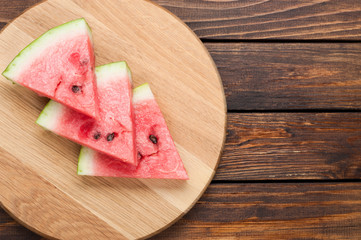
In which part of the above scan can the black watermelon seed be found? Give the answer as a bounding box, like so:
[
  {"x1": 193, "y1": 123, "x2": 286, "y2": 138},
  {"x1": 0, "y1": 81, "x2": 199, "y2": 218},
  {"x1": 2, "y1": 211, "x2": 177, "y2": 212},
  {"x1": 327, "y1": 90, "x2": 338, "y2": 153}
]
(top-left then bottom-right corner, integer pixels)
[
  {"x1": 93, "y1": 132, "x2": 101, "y2": 140},
  {"x1": 72, "y1": 85, "x2": 81, "y2": 93},
  {"x1": 149, "y1": 135, "x2": 158, "y2": 144},
  {"x1": 80, "y1": 59, "x2": 89, "y2": 66},
  {"x1": 107, "y1": 133, "x2": 115, "y2": 142}
]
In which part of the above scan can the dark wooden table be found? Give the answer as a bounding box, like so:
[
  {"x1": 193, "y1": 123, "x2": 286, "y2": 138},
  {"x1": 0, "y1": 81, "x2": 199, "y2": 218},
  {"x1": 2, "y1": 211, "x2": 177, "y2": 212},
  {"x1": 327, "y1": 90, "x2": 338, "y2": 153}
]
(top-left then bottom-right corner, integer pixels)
[{"x1": 1, "y1": 0, "x2": 361, "y2": 239}]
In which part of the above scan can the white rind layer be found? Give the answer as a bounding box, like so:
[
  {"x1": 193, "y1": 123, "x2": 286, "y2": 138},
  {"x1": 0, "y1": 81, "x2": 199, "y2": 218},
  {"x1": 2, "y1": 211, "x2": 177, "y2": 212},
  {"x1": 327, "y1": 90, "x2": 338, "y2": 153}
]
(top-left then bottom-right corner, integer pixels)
[
  {"x1": 36, "y1": 100, "x2": 65, "y2": 130},
  {"x1": 2, "y1": 18, "x2": 93, "y2": 80},
  {"x1": 77, "y1": 147, "x2": 95, "y2": 175},
  {"x1": 95, "y1": 61, "x2": 131, "y2": 85},
  {"x1": 132, "y1": 83, "x2": 154, "y2": 104}
]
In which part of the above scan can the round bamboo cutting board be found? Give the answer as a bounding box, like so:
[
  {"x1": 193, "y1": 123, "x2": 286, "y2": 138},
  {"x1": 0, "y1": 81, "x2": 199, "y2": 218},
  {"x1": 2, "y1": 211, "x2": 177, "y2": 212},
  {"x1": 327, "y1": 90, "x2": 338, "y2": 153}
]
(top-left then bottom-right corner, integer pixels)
[{"x1": 0, "y1": 0, "x2": 226, "y2": 239}]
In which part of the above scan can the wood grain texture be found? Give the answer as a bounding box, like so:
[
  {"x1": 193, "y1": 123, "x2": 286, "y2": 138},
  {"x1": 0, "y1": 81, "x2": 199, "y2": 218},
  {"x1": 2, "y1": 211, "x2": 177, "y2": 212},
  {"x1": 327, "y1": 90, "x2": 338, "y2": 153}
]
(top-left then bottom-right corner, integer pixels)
[
  {"x1": 0, "y1": 149, "x2": 128, "y2": 239},
  {"x1": 0, "y1": 0, "x2": 226, "y2": 239},
  {"x1": 153, "y1": 0, "x2": 361, "y2": 40},
  {"x1": 207, "y1": 42, "x2": 361, "y2": 110},
  {"x1": 155, "y1": 182, "x2": 361, "y2": 239},
  {"x1": 3, "y1": 0, "x2": 361, "y2": 40},
  {"x1": 215, "y1": 112, "x2": 361, "y2": 181},
  {"x1": 0, "y1": 0, "x2": 40, "y2": 22},
  {"x1": 0, "y1": 208, "x2": 44, "y2": 240},
  {"x1": 4, "y1": 183, "x2": 359, "y2": 240}
]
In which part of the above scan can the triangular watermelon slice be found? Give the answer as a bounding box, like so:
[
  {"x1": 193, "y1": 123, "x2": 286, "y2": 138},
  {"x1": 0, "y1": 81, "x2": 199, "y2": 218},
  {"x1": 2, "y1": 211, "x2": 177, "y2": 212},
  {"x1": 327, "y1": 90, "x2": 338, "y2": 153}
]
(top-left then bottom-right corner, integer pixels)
[
  {"x1": 36, "y1": 62, "x2": 136, "y2": 166},
  {"x1": 78, "y1": 83, "x2": 188, "y2": 179},
  {"x1": 2, "y1": 18, "x2": 98, "y2": 118}
]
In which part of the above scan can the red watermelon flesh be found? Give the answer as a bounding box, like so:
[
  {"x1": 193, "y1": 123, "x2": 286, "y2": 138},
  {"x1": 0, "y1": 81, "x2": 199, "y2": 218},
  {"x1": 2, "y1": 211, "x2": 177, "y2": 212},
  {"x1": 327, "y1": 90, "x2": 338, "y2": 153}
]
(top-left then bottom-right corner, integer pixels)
[
  {"x1": 2, "y1": 18, "x2": 98, "y2": 118},
  {"x1": 36, "y1": 62, "x2": 137, "y2": 166},
  {"x1": 78, "y1": 83, "x2": 188, "y2": 179}
]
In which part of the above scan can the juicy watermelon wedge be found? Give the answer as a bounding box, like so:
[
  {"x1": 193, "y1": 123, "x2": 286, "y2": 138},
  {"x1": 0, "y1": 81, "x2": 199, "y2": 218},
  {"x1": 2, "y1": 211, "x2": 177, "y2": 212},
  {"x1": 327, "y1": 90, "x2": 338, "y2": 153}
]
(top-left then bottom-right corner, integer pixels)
[
  {"x1": 36, "y1": 62, "x2": 137, "y2": 166},
  {"x1": 78, "y1": 83, "x2": 188, "y2": 180},
  {"x1": 2, "y1": 18, "x2": 98, "y2": 118}
]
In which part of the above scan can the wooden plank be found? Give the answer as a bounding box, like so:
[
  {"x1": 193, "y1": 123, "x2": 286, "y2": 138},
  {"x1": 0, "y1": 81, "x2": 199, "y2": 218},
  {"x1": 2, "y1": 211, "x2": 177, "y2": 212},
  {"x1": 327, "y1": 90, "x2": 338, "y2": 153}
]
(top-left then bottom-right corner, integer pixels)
[
  {"x1": 0, "y1": 0, "x2": 40, "y2": 22},
  {"x1": 154, "y1": 182, "x2": 361, "y2": 239},
  {"x1": 215, "y1": 112, "x2": 361, "y2": 181},
  {"x1": 3, "y1": 182, "x2": 360, "y2": 239},
  {"x1": 2, "y1": 1, "x2": 361, "y2": 40},
  {"x1": 0, "y1": 208, "x2": 43, "y2": 240},
  {"x1": 153, "y1": 0, "x2": 361, "y2": 40},
  {"x1": 207, "y1": 42, "x2": 361, "y2": 110}
]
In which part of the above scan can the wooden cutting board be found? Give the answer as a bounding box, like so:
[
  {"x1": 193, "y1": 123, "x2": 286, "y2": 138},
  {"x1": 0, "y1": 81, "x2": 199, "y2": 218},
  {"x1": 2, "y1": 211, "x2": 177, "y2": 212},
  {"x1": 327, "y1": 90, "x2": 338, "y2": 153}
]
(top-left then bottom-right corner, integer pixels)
[{"x1": 0, "y1": 0, "x2": 226, "y2": 239}]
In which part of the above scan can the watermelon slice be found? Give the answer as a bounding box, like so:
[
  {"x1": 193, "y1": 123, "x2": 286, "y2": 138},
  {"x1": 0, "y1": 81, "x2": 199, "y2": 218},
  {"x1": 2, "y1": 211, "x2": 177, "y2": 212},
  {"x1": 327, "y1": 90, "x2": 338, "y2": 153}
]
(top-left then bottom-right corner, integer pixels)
[
  {"x1": 78, "y1": 83, "x2": 188, "y2": 179},
  {"x1": 36, "y1": 62, "x2": 136, "y2": 165},
  {"x1": 2, "y1": 18, "x2": 98, "y2": 118}
]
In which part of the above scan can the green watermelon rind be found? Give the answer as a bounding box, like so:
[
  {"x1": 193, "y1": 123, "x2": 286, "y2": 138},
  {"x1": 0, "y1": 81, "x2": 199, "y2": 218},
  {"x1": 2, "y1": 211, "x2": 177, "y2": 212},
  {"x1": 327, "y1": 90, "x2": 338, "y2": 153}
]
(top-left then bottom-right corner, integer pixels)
[
  {"x1": 132, "y1": 83, "x2": 154, "y2": 103},
  {"x1": 2, "y1": 18, "x2": 93, "y2": 81},
  {"x1": 77, "y1": 147, "x2": 95, "y2": 175},
  {"x1": 95, "y1": 61, "x2": 132, "y2": 85},
  {"x1": 36, "y1": 100, "x2": 65, "y2": 131}
]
